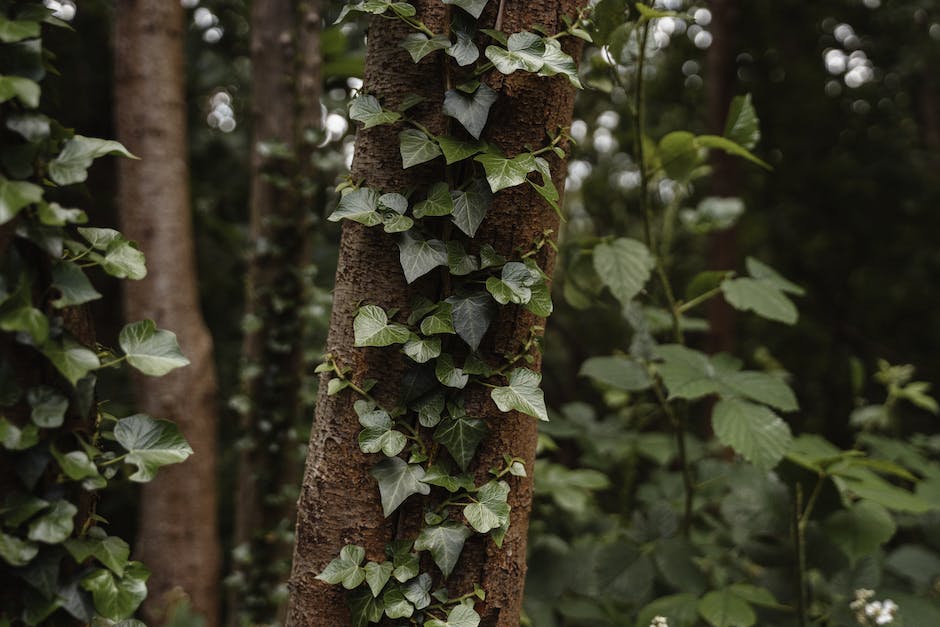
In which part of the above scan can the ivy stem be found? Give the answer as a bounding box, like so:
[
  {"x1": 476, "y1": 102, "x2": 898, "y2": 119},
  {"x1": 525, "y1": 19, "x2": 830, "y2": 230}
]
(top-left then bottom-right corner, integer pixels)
[
  {"x1": 495, "y1": 0, "x2": 506, "y2": 31},
  {"x1": 652, "y1": 381, "x2": 694, "y2": 533},
  {"x1": 793, "y1": 483, "x2": 809, "y2": 627},
  {"x1": 98, "y1": 454, "x2": 127, "y2": 467},
  {"x1": 97, "y1": 355, "x2": 127, "y2": 369}
]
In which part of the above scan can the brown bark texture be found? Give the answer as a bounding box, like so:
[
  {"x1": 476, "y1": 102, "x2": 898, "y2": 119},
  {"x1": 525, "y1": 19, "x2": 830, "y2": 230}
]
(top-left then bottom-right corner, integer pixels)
[
  {"x1": 114, "y1": 1, "x2": 222, "y2": 624},
  {"x1": 705, "y1": 0, "x2": 740, "y2": 354},
  {"x1": 287, "y1": 0, "x2": 584, "y2": 625},
  {"x1": 230, "y1": 0, "x2": 321, "y2": 623}
]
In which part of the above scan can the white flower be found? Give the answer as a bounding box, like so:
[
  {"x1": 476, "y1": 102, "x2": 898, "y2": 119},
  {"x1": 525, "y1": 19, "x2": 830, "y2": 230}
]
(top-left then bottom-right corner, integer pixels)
[{"x1": 650, "y1": 617, "x2": 669, "y2": 627}]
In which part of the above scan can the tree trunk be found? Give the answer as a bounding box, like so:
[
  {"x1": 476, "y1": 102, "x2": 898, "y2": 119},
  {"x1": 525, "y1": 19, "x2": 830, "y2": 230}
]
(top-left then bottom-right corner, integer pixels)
[
  {"x1": 230, "y1": 0, "x2": 320, "y2": 623},
  {"x1": 287, "y1": 1, "x2": 583, "y2": 625},
  {"x1": 114, "y1": 2, "x2": 222, "y2": 624},
  {"x1": 705, "y1": 0, "x2": 740, "y2": 354}
]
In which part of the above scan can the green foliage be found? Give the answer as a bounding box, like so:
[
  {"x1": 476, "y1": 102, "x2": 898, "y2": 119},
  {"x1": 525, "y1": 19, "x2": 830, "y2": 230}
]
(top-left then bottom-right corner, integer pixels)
[{"x1": 0, "y1": 6, "x2": 194, "y2": 623}]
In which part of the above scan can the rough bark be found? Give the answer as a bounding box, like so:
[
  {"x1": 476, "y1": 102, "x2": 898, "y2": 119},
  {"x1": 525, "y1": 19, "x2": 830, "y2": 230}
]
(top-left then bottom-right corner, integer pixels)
[
  {"x1": 705, "y1": 0, "x2": 740, "y2": 354},
  {"x1": 287, "y1": 1, "x2": 583, "y2": 625},
  {"x1": 114, "y1": 2, "x2": 222, "y2": 624},
  {"x1": 230, "y1": 0, "x2": 321, "y2": 623}
]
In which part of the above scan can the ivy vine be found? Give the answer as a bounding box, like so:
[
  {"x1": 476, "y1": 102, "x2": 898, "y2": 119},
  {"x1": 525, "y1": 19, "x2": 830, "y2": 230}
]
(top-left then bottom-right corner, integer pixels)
[{"x1": 1, "y1": 4, "x2": 193, "y2": 624}]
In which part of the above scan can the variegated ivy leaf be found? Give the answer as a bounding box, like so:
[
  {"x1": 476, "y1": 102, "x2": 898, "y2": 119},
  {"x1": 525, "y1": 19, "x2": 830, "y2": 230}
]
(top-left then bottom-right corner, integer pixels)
[
  {"x1": 348, "y1": 94, "x2": 402, "y2": 129},
  {"x1": 353, "y1": 305, "x2": 411, "y2": 347},
  {"x1": 491, "y1": 367, "x2": 548, "y2": 421}
]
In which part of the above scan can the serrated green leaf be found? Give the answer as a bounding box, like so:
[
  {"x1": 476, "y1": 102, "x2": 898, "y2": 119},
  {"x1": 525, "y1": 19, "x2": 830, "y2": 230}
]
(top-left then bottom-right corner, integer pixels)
[
  {"x1": 437, "y1": 136, "x2": 484, "y2": 164},
  {"x1": 114, "y1": 414, "x2": 194, "y2": 482},
  {"x1": 435, "y1": 417, "x2": 487, "y2": 471},
  {"x1": 316, "y1": 544, "x2": 366, "y2": 589},
  {"x1": 0, "y1": 176, "x2": 42, "y2": 225},
  {"x1": 713, "y1": 398, "x2": 792, "y2": 470},
  {"x1": 593, "y1": 238, "x2": 655, "y2": 307},
  {"x1": 329, "y1": 187, "x2": 382, "y2": 226},
  {"x1": 722, "y1": 278, "x2": 798, "y2": 325},
  {"x1": 698, "y1": 588, "x2": 756, "y2": 627},
  {"x1": 745, "y1": 257, "x2": 805, "y2": 295},
  {"x1": 413, "y1": 182, "x2": 454, "y2": 218},
  {"x1": 724, "y1": 94, "x2": 761, "y2": 150},
  {"x1": 443, "y1": 84, "x2": 497, "y2": 140},
  {"x1": 401, "y1": 32, "x2": 451, "y2": 63},
  {"x1": 442, "y1": 0, "x2": 489, "y2": 19},
  {"x1": 27, "y1": 500, "x2": 76, "y2": 544},
  {"x1": 40, "y1": 337, "x2": 100, "y2": 386},
  {"x1": 403, "y1": 336, "x2": 442, "y2": 364},
  {"x1": 491, "y1": 367, "x2": 547, "y2": 421},
  {"x1": 27, "y1": 386, "x2": 68, "y2": 428},
  {"x1": 450, "y1": 179, "x2": 491, "y2": 237},
  {"x1": 50, "y1": 262, "x2": 101, "y2": 308},
  {"x1": 49, "y1": 136, "x2": 136, "y2": 186},
  {"x1": 353, "y1": 305, "x2": 411, "y2": 347},
  {"x1": 474, "y1": 151, "x2": 537, "y2": 193},
  {"x1": 400, "y1": 129, "x2": 442, "y2": 168},
  {"x1": 824, "y1": 501, "x2": 896, "y2": 561},
  {"x1": 463, "y1": 480, "x2": 510, "y2": 534},
  {"x1": 119, "y1": 320, "x2": 190, "y2": 376},
  {"x1": 398, "y1": 231, "x2": 448, "y2": 283},
  {"x1": 0, "y1": 75, "x2": 40, "y2": 108},
  {"x1": 363, "y1": 560, "x2": 393, "y2": 597},
  {"x1": 371, "y1": 457, "x2": 430, "y2": 516},
  {"x1": 349, "y1": 94, "x2": 402, "y2": 129},
  {"x1": 579, "y1": 355, "x2": 651, "y2": 392}
]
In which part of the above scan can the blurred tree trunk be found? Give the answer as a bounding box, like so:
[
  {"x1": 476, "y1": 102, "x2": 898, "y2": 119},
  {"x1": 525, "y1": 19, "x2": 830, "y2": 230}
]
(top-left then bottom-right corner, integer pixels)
[
  {"x1": 706, "y1": 0, "x2": 740, "y2": 354},
  {"x1": 228, "y1": 0, "x2": 320, "y2": 623},
  {"x1": 114, "y1": 1, "x2": 221, "y2": 624},
  {"x1": 286, "y1": 1, "x2": 583, "y2": 625}
]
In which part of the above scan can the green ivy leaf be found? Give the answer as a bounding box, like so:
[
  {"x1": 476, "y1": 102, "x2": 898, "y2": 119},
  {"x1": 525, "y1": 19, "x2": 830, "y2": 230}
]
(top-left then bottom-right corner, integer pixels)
[
  {"x1": 399, "y1": 129, "x2": 442, "y2": 168},
  {"x1": 64, "y1": 534, "x2": 130, "y2": 577},
  {"x1": 824, "y1": 501, "x2": 896, "y2": 561},
  {"x1": 697, "y1": 588, "x2": 757, "y2": 627},
  {"x1": 0, "y1": 17, "x2": 40, "y2": 43},
  {"x1": 388, "y1": 540, "x2": 420, "y2": 582},
  {"x1": 528, "y1": 156, "x2": 560, "y2": 215},
  {"x1": 538, "y1": 39, "x2": 582, "y2": 87},
  {"x1": 80, "y1": 231, "x2": 146, "y2": 280},
  {"x1": 434, "y1": 416, "x2": 487, "y2": 471},
  {"x1": 403, "y1": 336, "x2": 442, "y2": 364},
  {"x1": 442, "y1": 0, "x2": 489, "y2": 19},
  {"x1": 485, "y1": 31, "x2": 546, "y2": 74},
  {"x1": 0, "y1": 277, "x2": 49, "y2": 344},
  {"x1": 0, "y1": 75, "x2": 40, "y2": 108},
  {"x1": 50, "y1": 262, "x2": 102, "y2": 308},
  {"x1": 713, "y1": 398, "x2": 792, "y2": 470},
  {"x1": 8, "y1": 113, "x2": 51, "y2": 143},
  {"x1": 1, "y1": 495, "x2": 48, "y2": 527},
  {"x1": 353, "y1": 305, "x2": 411, "y2": 347},
  {"x1": 27, "y1": 500, "x2": 76, "y2": 544},
  {"x1": 40, "y1": 337, "x2": 100, "y2": 386},
  {"x1": 114, "y1": 414, "x2": 194, "y2": 482},
  {"x1": 450, "y1": 179, "x2": 491, "y2": 237},
  {"x1": 37, "y1": 202, "x2": 85, "y2": 227},
  {"x1": 420, "y1": 303, "x2": 456, "y2": 335},
  {"x1": 463, "y1": 480, "x2": 510, "y2": 534},
  {"x1": 80, "y1": 562, "x2": 149, "y2": 621},
  {"x1": 421, "y1": 464, "x2": 475, "y2": 492},
  {"x1": 435, "y1": 353, "x2": 469, "y2": 389},
  {"x1": 491, "y1": 367, "x2": 547, "y2": 421},
  {"x1": 119, "y1": 320, "x2": 190, "y2": 376},
  {"x1": 425, "y1": 604, "x2": 482, "y2": 627},
  {"x1": 474, "y1": 150, "x2": 537, "y2": 193},
  {"x1": 593, "y1": 238, "x2": 655, "y2": 307},
  {"x1": 328, "y1": 187, "x2": 382, "y2": 226},
  {"x1": 49, "y1": 136, "x2": 136, "y2": 186},
  {"x1": 579, "y1": 355, "x2": 652, "y2": 392},
  {"x1": 724, "y1": 94, "x2": 761, "y2": 150},
  {"x1": 0, "y1": 532, "x2": 38, "y2": 566},
  {"x1": 363, "y1": 560, "x2": 394, "y2": 597},
  {"x1": 398, "y1": 231, "x2": 447, "y2": 283},
  {"x1": 412, "y1": 391, "x2": 446, "y2": 428},
  {"x1": 316, "y1": 544, "x2": 366, "y2": 589},
  {"x1": 401, "y1": 33, "x2": 451, "y2": 63},
  {"x1": 447, "y1": 11, "x2": 480, "y2": 66},
  {"x1": 51, "y1": 445, "x2": 101, "y2": 482},
  {"x1": 442, "y1": 83, "x2": 498, "y2": 139},
  {"x1": 349, "y1": 94, "x2": 402, "y2": 128},
  {"x1": 0, "y1": 176, "x2": 42, "y2": 225},
  {"x1": 348, "y1": 586, "x2": 386, "y2": 627},
  {"x1": 437, "y1": 136, "x2": 484, "y2": 164},
  {"x1": 412, "y1": 182, "x2": 454, "y2": 218},
  {"x1": 358, "y1": 409, "x2": 407, "y2": 457},
  {"x1": 402, "y1": 572, "x2": 432, "y2": 609},
  {"x1": 524, "y1": 279, "x2": 553, "y2": 317},
  {"x1": 446, "y1": 241, "x2": 479, "y2": 276},
  {"x1": 26, "y1": 386, "x2": 68, "y2": 428},
  {"x1": 382, "y1": 586, "x2": 414, "y2": 619},
  {"x1": 379, "y1": 193, "x2": 407, "y2": 214},
  {"x1": 447, "y1": 292, "x2": 496, "y2": 351},
  {"x1": 371, "y1": 457, "x2": 430, "y2": 517},
  {"x1": 486, "y1": 261, "x2": 540, "y2": 305},
  {"x1": 0, "y1": 417, "x2": 39, "y2": 450},
  {"x1": 381, "y1": 212, "x2": 414, "y2": 233}
]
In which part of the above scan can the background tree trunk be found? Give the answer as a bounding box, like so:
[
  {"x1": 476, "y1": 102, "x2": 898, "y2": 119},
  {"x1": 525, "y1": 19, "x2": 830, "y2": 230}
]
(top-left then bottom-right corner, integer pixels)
[
  {"x1": 230, "y1": 0, "x2": 321, "y2": 623},
  {"x1": 287, "y1": 1, "x2": 583, "y2": 624},
  {"x1": 114, "y1": 2, "x2": 221, "y2": 624}
]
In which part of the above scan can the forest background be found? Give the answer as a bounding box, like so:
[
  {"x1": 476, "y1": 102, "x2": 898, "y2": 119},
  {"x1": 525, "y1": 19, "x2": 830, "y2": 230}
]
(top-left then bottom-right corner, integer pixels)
[{"x1": 1, "y1": 0, "x2": 939, "y2": 626}]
